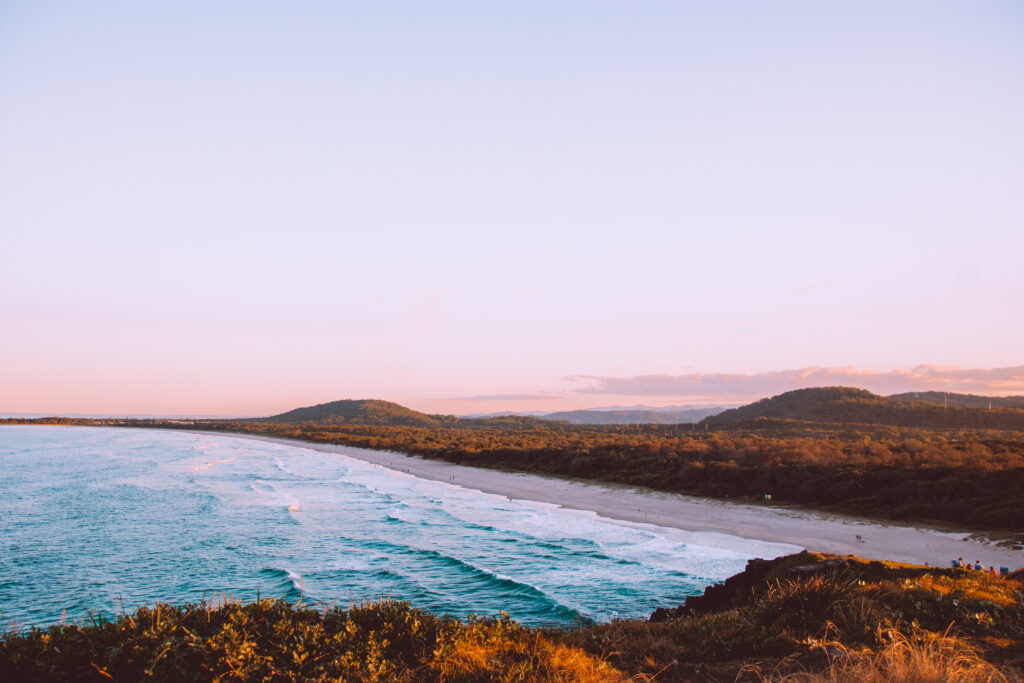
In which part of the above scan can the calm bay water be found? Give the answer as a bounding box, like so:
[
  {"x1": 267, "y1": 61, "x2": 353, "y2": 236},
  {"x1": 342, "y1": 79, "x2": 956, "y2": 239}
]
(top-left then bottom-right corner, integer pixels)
[{"x1": 0, "y1": 426, "x2": 793, "y2": 629}]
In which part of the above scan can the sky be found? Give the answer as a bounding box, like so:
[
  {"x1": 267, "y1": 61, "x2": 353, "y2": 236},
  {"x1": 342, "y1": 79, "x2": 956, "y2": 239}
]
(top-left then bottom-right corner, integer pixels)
[{"x1": 2, "y1": 1, "x2": 1023, "y2": 417}]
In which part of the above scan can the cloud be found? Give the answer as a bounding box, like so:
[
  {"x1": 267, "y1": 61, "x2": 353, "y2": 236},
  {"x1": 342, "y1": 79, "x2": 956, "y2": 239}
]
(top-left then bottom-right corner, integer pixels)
[
  {"x1": 437, "y1": 393, "x2": 562, "y2": 402},
  {"x1": 566, "y1": 365, "x2": 1024, "y2": 400}
]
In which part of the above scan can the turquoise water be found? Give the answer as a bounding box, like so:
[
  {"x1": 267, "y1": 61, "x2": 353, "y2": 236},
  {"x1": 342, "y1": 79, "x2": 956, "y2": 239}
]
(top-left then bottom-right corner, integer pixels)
[{"x1": 0, "y1": 426, "x2": 794, "y2": 629}]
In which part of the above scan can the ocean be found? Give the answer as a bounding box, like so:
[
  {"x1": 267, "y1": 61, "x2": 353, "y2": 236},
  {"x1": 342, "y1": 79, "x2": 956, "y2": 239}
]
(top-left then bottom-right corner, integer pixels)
[{"x1": 0, "y1": 426, "x2": 793, "y2": 629}]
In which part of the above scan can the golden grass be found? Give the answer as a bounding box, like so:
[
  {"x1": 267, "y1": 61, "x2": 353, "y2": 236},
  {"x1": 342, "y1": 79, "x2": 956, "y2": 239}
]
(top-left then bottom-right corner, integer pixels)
[
  {"x1": 559, "y1": 558, "x2": 1023, "y2": 682},
  {"x1": 4, "y1": 555, "x2": 1021, "y2": 682},
  {"x1": 882, "y1": 572, "x2": 1021, "y2": 608},
  {"x1": 427, "y1": 614, "x2": 623, "y2": 682},
  {"x1": 0, "y1": 599, "x2": 623, "y2": 682},
  {"x1": 767, "y1": 628, "x2": 1021, "y2": 683}
]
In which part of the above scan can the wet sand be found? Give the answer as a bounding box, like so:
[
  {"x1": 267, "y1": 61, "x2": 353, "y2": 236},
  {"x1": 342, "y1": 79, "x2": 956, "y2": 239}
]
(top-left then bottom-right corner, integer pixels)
[{"x1": 219, "y1": 432, "x2": 1024, "y2": 571}]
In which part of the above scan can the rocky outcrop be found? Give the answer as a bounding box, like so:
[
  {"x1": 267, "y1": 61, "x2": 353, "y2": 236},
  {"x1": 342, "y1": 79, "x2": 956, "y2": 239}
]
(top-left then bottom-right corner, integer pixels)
[
  {"x1": 649, "y1": 552, "x2": 865, "y2": 622},
  {"x1": 650, "y1": 556, "x2": 782, "y2": 622}
]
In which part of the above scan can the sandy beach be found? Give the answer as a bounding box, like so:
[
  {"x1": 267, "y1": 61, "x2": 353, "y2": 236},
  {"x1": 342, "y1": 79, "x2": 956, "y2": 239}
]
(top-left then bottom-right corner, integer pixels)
[{"x1": 222, "y1": 432, "x2": 1023, "y2": 571}]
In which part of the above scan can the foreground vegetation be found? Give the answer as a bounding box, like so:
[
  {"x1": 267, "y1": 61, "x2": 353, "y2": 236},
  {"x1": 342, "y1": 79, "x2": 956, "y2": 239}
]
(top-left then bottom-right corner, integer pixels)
[
  {"x1": 570, "y1": 552, "x2": 1024, "y2": 681},
  {"x1": 3, "y1": 553, "x2": 1022, "y2": 681}
]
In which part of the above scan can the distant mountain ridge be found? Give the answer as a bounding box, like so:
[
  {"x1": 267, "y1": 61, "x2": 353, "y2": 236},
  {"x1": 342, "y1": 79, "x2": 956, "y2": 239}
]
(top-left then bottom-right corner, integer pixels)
[
  {"x1": 541, "y1": 407, "x2": 723, "y2": 425},
  {"x1": 703, "y1": 386, "x2": 1024, "y2": 431},
  {"x1": 462, "y1": 404, "x2": 730, "y2": 424},
  {"x1": 258, "y1": 389, "x2": 1024, "y2": 431},
  {"x1": 258, "y1": 400, "x2": 726, "y2": 427}
]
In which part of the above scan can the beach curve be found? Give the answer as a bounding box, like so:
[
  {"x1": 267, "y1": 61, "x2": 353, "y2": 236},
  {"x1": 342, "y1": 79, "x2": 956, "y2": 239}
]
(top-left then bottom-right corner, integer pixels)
[{"x1": 202, "y1": 430, "x2": 1024, "y2": 571}]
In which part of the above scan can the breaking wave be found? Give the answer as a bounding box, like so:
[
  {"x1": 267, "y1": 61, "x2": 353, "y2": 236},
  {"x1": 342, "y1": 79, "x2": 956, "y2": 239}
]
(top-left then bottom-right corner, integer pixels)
[{"x1": 0, "y1": 426, "x2": 798, "y2": 630}]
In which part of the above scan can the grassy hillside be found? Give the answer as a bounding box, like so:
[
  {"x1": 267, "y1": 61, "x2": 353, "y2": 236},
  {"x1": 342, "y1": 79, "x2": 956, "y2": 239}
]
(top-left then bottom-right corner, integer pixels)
[
  {"x1": 705, "y1": 387, "x2": 1024, "y2": 431},
  {"x1": 4, "y1": 553, "x2": 1022, "y2": 681}
]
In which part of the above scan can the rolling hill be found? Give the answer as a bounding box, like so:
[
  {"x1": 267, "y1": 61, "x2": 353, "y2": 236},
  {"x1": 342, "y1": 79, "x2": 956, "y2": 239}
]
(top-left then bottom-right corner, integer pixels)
[
  {"x1": 703, "y1": 386, "x2": 1024, "y2": 431},
  {"x1": 259, "y1": 399, "x2": 441, "y2": 427}
]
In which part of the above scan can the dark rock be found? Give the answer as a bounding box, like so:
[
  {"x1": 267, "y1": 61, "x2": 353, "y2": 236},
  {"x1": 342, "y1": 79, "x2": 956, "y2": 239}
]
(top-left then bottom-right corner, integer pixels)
[
  {"x1": 649, "y1": 556, "x2": 787, "y2": 621},
  {"x1": 649, "y1": 607, "x2": 672, "y2": 623}
]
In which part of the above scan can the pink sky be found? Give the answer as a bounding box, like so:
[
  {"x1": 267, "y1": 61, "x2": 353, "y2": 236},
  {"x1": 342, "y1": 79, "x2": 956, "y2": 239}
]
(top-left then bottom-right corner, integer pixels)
[
  {"x1": 2, "y1": 2, "x2": 1022, "y2": 417},
  {"x1": 4, "y1": 362, "x2": 1024, "y2": 418}
]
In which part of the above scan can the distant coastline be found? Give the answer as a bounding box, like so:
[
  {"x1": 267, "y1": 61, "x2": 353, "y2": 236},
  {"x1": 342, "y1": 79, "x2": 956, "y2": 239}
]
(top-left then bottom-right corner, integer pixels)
[
  {"x1": 5, "y1": 420, "x2": 1022, "y2": 570},
  {"x1": 8, "y1": 386, "x2": 1024, "y2": 536}
]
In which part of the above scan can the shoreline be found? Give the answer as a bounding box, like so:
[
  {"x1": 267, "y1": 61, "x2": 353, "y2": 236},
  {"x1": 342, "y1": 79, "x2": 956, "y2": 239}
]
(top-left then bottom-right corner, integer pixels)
[{"x1": 215, "y1": 430, "x2": 1023, "y2": 570}]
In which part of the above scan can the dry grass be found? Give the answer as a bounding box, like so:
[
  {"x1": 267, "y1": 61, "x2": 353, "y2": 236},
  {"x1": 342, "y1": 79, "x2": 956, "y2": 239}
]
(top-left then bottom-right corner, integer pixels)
[
  {"x1": 0, "y1": 599, "x2": 622, "y2": 682},
  {"x1": 4, "y1": 555, "x2": 1022, "y2": 682},
  {"x1": 561, "y1": 557, "x2": 1024, "y2": 682},
  {"x1": 875, "y1": 571, "x2": 1020, "y2": 608},
  {"x1": 428, "y1": 614, "x2": 624, "y2": 682},
  {"x1": 766, "y1": 628, "x2": 1021, "y2": 682}
]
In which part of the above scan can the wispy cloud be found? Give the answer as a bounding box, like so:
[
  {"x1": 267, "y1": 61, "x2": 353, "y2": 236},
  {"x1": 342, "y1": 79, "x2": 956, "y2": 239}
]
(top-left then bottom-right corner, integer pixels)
[{"x1": 566, "y1": 365, "x2": 1024, "y2": 400}]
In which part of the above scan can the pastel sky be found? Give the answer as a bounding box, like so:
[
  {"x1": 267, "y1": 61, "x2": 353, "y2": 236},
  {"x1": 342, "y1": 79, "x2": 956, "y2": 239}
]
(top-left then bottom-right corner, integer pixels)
[{"x1": 2, "y1": 1, "x2": 1022, "y2": 417}]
